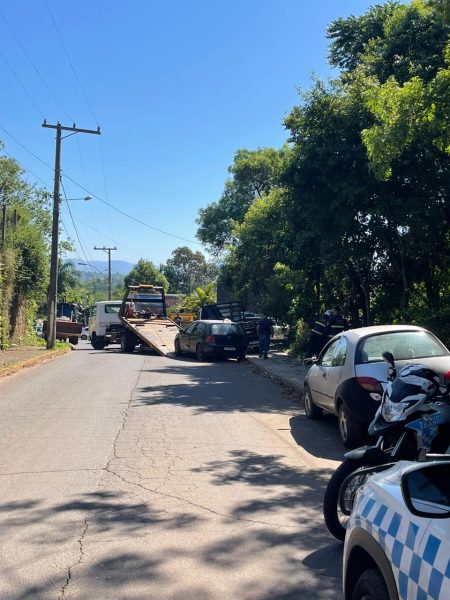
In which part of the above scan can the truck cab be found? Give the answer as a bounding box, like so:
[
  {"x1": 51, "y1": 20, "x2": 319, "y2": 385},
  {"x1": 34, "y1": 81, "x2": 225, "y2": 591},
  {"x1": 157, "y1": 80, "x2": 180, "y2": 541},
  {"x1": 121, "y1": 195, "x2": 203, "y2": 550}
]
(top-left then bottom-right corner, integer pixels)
[{"x1": 89, "y1": 301, "x2": 123, "y2": 350}]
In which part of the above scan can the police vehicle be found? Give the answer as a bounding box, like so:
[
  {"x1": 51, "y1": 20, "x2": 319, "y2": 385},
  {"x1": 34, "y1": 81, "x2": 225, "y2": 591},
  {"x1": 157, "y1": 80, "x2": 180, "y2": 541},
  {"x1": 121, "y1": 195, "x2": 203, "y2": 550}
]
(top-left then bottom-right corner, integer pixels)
[{"x1": 343, "y1": 460, "x2": 450, "y2": 600}]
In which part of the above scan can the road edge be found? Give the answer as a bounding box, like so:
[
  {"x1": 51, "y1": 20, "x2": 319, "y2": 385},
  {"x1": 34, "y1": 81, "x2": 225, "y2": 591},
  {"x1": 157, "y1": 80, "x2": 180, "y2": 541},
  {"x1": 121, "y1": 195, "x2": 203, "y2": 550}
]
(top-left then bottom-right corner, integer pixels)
[
  {"x1": 247, "y1": 356, "x2": 304, "y2": 399},
  {"x1": 0, "y1": 346, "x2": 72, "y2": 379}
]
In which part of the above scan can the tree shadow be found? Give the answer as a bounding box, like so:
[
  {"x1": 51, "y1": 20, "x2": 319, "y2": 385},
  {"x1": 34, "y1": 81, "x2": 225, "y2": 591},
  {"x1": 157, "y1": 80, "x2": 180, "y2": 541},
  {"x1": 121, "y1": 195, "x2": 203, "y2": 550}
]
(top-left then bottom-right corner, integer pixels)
[{"x1": 289, "y1": 414, "x2": 346, "y2": 462}]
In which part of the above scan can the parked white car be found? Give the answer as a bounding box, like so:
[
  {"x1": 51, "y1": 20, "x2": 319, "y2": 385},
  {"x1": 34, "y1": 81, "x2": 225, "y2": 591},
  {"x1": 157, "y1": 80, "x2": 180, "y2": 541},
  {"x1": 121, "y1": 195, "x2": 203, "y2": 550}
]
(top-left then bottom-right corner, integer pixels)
[
  {"x1": 88, "y1": 301, "x2": 123, "y2": 350},
  {"x1": 304, "y1": 325, "x2": 450, "y2": 448},
  {"x1": 344, "y1": 459, "x2": 450, "y2": 600}
]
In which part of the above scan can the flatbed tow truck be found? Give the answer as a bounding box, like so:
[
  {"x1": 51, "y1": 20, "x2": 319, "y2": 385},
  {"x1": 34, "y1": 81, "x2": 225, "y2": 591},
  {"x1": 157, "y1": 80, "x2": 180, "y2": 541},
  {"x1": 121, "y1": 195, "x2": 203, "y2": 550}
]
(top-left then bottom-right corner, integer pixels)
[{"x1": 119, "y1": 284, "x2": 178, "y2": 356}]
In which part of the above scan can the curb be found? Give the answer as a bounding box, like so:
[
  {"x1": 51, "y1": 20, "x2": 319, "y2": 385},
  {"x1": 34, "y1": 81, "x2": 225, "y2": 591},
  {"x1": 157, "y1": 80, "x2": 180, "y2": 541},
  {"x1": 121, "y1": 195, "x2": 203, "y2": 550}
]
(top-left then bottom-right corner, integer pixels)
[
  {"x1": 0, "y1": 347, "x2": 72, "y2": 379},
  {"x1": 247, "y1": 357, "x2": 305, "y2": 398}
]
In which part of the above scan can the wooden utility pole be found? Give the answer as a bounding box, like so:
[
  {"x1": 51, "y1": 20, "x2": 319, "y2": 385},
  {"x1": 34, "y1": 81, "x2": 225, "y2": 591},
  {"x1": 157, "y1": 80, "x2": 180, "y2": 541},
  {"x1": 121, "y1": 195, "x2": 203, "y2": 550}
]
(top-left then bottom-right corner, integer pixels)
[
  {"x1": 42, "y1": 121, "x2": 101, "y2": 349},
  {"x1": 94, "y1": 246, "x2": 117, "y2": 300}
]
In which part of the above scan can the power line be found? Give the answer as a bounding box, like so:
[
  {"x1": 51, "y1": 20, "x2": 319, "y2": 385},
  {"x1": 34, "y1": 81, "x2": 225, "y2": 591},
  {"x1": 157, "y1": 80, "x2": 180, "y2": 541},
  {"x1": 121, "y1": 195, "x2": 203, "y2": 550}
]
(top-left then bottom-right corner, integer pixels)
[
  {"x1": 44, "y1": 0, "x2": 99, "y2": 125},
  {"x1": 0, "y1": 126, "x2": 202, "y2": 245},
  {"x1": 0, "y1": 7, "x2": 75, "y2": 122},
  {"x1": 0, "y1": 46, "x2": 46, "y2": 119},
  {"x1": 60, "y1": 180, "x2": 98, "y2": 274}
]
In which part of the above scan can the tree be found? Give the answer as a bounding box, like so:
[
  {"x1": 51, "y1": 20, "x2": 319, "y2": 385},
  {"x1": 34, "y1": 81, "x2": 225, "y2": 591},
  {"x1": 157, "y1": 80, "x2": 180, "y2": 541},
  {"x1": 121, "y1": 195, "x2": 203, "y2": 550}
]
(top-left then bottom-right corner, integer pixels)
[
  {"x1": 57, "y1": 262, "x2": 82, "y2": 298},
  {"x1": 0, "y1": 149, "x2": 51, "y2": 347},
  {"x1": 196, "y1": 147, "x2": 288, "y2": 253},
  {"x1": 182, "y1": 283, "x2": 216, "y2": 311},
  {"x1": 161, "y1": 246, "x2": 217, "y2": 294},
  {"x1": 124, "y1": 259, "x2": 169, "y2": 290}
]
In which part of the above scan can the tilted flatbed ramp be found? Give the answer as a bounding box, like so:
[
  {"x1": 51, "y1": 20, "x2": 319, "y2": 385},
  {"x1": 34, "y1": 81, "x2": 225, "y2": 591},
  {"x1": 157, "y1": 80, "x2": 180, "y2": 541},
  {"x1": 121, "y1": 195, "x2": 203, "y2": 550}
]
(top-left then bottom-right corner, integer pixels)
[{"x1": 121, "y1": 317, "x2": 178, "y2": 356}]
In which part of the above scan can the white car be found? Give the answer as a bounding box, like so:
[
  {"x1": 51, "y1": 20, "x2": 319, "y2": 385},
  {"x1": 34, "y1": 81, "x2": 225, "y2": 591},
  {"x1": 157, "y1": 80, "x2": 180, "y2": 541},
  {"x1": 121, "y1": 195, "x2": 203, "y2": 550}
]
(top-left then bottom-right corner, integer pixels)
[
  {"x1": 344, "y1": 459, "x2": 450, "y2": 600},
  {"x1": 304, "y1": 325, "x2": 450, "y2": 448},
  {"x1": 80, "y1": 326, "x2": 89, "y2": 340}
]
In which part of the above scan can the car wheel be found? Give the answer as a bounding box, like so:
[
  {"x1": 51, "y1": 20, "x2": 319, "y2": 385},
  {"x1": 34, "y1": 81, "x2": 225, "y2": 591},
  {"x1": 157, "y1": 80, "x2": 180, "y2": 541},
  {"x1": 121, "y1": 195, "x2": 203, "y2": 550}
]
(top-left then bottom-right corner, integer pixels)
[
  {"x1": 351, "y1": 568, "x2": 389, "y2": 600},
  {"x1": 338, "y1": 403, "x2": 363, "y2": 449},
  {"x1": 304, "y1": 386, "x2": 322, "y2": 419},
  {"x1": 91, "y1": 333, "x2": 106, "y2": 350},
  {"x1": 174, "y1": 339, "x2": 182, "y2": 356},
  {"x1": 196, "y1": 343, "x2": 204, "y2": 361},
  {"x1": 236, "y1": 350, "x2": 246, "y2": 362}
]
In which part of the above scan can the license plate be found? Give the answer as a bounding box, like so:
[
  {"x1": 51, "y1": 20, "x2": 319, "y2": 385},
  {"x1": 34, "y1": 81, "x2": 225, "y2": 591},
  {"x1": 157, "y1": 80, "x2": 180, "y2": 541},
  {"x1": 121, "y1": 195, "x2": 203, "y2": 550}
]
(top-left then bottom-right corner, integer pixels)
[{"x1": 224, "y1": 346, "x2": 235, "y2": 351}]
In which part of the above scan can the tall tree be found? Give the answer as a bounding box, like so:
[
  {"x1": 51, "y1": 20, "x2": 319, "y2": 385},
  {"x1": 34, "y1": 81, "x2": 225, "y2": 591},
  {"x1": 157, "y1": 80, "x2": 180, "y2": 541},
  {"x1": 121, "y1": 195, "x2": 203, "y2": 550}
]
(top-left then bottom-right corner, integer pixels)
[
  {"x1": 124, "y1": 258, "x2": 169, "y2": 290},
  {"x1": 161, "y1": 246, "x2": 217, "y2": 294}
]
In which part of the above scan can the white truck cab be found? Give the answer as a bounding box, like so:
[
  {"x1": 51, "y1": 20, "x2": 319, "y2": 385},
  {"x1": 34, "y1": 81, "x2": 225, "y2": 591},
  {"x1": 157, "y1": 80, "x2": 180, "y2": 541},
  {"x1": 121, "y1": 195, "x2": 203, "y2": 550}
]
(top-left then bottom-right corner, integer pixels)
[{"x1": 89, "y1": 301, "x2": 123, "y2": 350}]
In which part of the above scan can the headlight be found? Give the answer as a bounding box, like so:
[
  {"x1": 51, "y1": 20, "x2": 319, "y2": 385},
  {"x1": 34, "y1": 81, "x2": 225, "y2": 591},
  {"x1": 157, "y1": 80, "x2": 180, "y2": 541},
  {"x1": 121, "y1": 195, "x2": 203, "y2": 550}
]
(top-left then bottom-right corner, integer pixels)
[{"x1": 381, "y1": 399, "x2": 410, "y2": 422}]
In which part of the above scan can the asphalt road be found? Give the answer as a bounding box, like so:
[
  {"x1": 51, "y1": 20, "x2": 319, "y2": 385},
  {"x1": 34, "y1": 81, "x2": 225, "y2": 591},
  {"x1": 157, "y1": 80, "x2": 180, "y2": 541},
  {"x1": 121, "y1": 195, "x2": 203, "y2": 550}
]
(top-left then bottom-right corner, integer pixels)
[{"x1": 0, "y1": 341, "x2": 346, "y2": 600}]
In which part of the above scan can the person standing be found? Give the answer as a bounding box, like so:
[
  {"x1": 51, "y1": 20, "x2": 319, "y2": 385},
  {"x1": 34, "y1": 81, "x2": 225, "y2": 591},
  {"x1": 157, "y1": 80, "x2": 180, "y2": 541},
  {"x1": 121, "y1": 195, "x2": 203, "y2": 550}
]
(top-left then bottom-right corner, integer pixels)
[
  {"x1": 326, "y1": 306, "x2": 348, "y2": 340},
  {"x1": 308, "y1": 310, "x2": 331, "y2": 356},
  {"x1": 257, "y1": 315, "x2": 274, "y2": 359}
]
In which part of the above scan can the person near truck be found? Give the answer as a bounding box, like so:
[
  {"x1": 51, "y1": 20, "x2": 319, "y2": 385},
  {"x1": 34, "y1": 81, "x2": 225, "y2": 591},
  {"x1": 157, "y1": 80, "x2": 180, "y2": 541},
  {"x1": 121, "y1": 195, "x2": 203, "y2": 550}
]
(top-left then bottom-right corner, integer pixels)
[
  {"x1": 326, "y1": 306, "x2": 348, "y2": 340},
  {"x1": 257, "y1": 315, "x2": 274, "y2": 359},
  {"x1": 308, "y1": 310, "x2": 331, "y2": 356}
]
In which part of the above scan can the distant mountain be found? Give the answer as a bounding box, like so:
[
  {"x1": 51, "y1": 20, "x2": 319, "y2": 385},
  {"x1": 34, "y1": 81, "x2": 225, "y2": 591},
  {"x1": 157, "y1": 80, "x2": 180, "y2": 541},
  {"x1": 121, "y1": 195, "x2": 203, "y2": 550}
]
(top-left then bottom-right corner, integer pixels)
[{"x1": 63, "y1": 258, "x2": 134, "y2": 275}]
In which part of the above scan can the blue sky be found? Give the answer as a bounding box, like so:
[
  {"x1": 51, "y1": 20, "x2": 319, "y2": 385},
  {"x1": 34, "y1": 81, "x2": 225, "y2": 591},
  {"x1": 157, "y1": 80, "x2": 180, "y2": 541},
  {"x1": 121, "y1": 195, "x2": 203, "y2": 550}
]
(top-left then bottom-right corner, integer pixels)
[{"x1": 0, "y1": 0, "x2": 377, "y2": 266}]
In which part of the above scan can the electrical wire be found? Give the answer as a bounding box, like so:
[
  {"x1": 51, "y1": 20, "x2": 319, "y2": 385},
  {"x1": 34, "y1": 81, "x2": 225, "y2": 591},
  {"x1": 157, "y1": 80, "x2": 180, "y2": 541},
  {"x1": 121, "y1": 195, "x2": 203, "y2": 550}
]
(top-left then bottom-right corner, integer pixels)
[
  {"x1": 60, "y1": 180, "x2": 98, "y2": 273},
  {"x1": 0, "y1": 126, "x2": 202, "y2": 245},
  {"x1": 0, "y1": 7, "x2": 75, "y2": 122},
  {"x1": 44, "y1": 0, "x2": 99, "y2": 126},
  {"x1": 0, "y1": 47, "x2": 46, "y2": 119}
]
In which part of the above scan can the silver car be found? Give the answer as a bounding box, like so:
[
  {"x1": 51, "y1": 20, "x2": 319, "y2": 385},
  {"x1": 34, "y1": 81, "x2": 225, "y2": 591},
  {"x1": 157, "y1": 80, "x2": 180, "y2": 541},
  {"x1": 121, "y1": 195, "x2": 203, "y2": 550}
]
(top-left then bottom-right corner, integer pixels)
[{"x1": 304, "y1": 325, "x2": 450, "y2": 448}]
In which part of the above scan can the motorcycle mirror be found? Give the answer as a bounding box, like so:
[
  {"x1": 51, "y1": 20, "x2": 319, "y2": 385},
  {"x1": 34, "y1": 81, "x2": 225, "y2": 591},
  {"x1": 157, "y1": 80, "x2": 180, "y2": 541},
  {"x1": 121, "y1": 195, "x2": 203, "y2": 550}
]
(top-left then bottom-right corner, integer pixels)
[
  {"x1": 387, "y1": 366, "x2": 396, "y2": 378},
  {"x1": 382, "y1": 351, "x2": 395, "y2": 367},
  {"x1": 370, "y1": 392, "x2": 382, "y2": 402}
]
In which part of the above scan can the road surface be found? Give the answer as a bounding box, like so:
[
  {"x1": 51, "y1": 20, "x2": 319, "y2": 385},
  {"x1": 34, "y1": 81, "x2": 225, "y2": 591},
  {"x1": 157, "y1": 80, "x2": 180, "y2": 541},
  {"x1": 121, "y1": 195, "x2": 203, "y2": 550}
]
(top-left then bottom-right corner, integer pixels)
[{"x1": 0, "y1": 342, "x2": 345, "y2": 600}]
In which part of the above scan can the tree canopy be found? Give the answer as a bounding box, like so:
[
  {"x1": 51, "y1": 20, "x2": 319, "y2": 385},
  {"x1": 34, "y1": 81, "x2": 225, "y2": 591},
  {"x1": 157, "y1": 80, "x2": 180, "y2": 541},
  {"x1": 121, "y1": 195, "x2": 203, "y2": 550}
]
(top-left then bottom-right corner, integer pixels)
[{"x1": 197, "y1": 0, "x2": 450, "y2": 343}]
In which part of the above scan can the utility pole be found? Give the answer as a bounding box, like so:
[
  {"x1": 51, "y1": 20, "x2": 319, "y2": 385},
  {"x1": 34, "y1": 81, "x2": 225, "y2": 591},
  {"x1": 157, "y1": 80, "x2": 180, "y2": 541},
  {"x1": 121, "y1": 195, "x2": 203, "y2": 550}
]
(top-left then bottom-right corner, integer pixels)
[
  {"x1": 42, "y1": 121, "x2": 101, "y2": 349},
  {"x1": 94, "y1": 246, "x2": 117, "y2": 300}
]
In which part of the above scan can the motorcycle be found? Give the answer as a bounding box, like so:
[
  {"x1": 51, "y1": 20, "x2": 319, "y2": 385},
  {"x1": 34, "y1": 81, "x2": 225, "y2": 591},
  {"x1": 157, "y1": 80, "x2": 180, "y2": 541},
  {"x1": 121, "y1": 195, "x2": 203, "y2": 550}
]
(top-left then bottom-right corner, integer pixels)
[{"x1": 323, "y1": 351, "x2": 450, "y2": 541}]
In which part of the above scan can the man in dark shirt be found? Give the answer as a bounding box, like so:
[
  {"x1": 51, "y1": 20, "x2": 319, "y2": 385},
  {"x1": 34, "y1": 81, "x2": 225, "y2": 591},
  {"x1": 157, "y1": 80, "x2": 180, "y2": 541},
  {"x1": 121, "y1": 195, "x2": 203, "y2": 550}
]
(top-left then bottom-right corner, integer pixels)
[{"x1": 257, "y1": 316, "x2": 274, "y2": 359}]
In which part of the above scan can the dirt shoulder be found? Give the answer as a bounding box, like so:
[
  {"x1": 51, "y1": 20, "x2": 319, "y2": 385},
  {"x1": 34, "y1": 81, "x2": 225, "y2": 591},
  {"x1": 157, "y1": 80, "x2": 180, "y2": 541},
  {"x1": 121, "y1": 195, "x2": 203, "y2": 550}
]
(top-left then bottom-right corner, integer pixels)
[{"x1": 0, "y1": 345, "x2": 71, "y2": 378}]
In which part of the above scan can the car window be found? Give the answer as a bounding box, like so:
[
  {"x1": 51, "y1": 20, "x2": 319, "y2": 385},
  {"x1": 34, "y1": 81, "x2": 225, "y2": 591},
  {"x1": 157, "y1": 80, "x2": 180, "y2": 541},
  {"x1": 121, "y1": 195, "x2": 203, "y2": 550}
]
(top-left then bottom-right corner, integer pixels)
[
  {"x1": 195, "y1": 322, "x2": 206, "y2": 335},
  {"x1": 320, "y1": 339, "x2": 340, "y2": 367},
  {"x1": 332, "y1": 337, "x2": 348, "y2": 367},
  {"x1": 357, "y1": 331, "x2": 448, "y2": 364},
  {"x1": 184, "y1": 322, "x2": 197, "y2": 335},
  {"x1": 406, "y1": 464, "x2": 450, "y2": 512},
  {"x1": 104, "y1": 304, "x2": 121, "y2": 314},
  {"x1": 211, "y1": 323, "x2": 243, "y2": 335}
]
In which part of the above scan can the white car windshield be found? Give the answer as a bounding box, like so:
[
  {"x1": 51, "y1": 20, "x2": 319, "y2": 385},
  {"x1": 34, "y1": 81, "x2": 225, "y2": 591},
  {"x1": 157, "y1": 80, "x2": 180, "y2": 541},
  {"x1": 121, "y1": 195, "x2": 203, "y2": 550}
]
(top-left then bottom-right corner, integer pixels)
[{"x1": 357, "y1": 331, "x2": 448, "y2": 363}]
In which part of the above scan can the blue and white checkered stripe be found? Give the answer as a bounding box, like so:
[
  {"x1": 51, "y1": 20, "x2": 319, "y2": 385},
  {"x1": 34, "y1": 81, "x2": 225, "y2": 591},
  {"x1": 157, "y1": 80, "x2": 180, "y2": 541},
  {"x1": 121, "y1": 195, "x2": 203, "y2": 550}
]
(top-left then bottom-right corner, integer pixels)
[{"x1": 353, "y1": 493, "x2": 450, "y2": 600}]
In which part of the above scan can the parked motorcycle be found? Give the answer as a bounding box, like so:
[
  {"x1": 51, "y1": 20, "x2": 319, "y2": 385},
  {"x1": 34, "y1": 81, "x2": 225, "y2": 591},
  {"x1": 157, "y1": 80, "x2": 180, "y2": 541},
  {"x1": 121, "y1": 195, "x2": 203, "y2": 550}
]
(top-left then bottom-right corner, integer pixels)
[{"x1": 323, "y1": 351, "x2": 450, "y2": 541}]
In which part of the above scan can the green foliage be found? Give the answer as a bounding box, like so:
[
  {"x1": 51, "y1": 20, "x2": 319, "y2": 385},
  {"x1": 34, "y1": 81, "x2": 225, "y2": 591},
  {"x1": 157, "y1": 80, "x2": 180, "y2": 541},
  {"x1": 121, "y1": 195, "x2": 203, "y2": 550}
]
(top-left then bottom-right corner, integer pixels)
[
  {"x1": 160, "y1": 246, "x2": 218, "y2": 294},
  {"x1": 0, "y1": 151, "x2": 51, "y2": 347},
  {"x1": 196, "y1": 147, "x2": 289, "y2": 253},
  {"x1": 197, "y1": 0, "x2": 450, "y2": 349},
  {"x1": 124, "y1": 258, "x2": 169, "y2": 290},
  {"x1": 182, "y1": 283, "x2": 217, "y2": 311}
]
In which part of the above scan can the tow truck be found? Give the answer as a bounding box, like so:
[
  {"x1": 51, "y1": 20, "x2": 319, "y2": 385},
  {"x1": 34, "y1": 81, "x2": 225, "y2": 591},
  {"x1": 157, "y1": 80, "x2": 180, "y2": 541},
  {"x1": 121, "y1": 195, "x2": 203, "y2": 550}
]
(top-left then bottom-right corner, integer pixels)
[{"x1": 119, "y1": 284, "x2": 178, "y2": 355}]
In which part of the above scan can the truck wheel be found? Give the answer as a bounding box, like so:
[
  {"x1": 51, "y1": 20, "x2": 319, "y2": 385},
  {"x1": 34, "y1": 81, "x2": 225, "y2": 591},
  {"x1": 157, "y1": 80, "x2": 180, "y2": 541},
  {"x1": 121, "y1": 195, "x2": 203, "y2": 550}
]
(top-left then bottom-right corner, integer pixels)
[
  {"x1": 121, "y1": 332, "x2": 136, "y2": 353},
  {"x1": 69, "y1": 336, "x2": 79, "y2": 345},
  {"x1": 91, "y1": 333, "x2": 107, "y2": 350}
]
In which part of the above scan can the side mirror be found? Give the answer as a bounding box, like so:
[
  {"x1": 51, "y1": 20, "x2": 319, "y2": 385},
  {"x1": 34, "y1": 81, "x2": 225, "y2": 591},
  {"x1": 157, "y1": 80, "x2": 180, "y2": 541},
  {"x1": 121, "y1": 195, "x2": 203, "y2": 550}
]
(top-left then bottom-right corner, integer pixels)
[
  {"x1": 402, "y1": 462, "x2": 450, "y2": 518},
  {"x1": 303, "y1": 357, "x2": 317, "y2": 366},
  {"x1": 382, "y1": 351, "x2": 395, "y2": 367}
]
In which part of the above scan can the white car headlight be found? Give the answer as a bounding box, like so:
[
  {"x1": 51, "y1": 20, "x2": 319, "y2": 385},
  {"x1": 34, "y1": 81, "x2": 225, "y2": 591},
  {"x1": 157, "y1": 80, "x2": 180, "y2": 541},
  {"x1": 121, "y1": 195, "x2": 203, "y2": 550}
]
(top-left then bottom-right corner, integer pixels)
[{"x1": 381, "y1": 399, "x2": 410, "y2": 422}]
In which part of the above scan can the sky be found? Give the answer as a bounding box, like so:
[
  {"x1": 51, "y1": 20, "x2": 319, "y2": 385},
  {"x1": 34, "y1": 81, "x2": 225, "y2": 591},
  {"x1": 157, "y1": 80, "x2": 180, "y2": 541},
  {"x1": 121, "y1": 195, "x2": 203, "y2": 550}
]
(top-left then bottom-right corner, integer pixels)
[{"x1": 0, "y1": 0, "x2": 377, "y2": 267}]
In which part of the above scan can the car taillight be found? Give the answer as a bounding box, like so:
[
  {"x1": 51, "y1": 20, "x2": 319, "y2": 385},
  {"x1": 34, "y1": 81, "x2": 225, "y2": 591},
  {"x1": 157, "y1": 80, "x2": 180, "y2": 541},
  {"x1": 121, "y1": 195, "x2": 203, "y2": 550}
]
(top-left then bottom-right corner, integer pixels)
[
  {"x1": 444, "y1": 370, "x2": 450, "y2": 383},
  {"x1": 356, "y1": 377, "x2": 383, "y2": 393},
  {"x1": 205, "y1": 335, "x2": 215, "y2": 343}
]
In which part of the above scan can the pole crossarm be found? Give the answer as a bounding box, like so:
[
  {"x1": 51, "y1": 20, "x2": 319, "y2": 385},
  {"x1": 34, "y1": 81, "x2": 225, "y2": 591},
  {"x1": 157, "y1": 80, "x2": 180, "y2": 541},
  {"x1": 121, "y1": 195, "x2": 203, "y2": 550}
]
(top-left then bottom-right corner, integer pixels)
[{"x1": 42, "y1": 120, "x2": 101, "y2": 135}]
